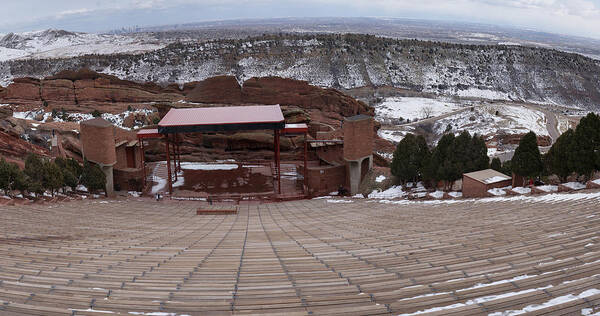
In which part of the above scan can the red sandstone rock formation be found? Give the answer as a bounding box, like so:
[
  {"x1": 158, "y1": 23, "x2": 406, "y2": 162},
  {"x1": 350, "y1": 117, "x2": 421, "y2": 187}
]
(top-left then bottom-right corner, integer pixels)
[
  {"x1": 0, "y1": 130, "x2": 50, "y2": 168},
  {"x1": 0, "y1": 69, "x2": 392, "y2": 165}
]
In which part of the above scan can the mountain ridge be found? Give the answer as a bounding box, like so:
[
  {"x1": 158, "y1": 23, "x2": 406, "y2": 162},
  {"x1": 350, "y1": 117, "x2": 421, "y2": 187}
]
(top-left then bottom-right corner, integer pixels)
[{"x1": 1, "y1": 33, "x2": 599, "y2": 110}]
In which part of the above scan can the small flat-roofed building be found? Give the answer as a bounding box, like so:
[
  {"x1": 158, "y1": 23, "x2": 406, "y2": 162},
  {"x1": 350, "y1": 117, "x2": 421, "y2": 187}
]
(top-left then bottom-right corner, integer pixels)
[{"x1": 463, "y1": 169, "x2": 512, "y2": 198}]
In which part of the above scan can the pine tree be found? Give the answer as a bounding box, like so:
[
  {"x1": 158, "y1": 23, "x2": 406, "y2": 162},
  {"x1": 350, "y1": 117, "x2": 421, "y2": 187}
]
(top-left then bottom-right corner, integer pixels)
[
  {"x1": 501, "y1": 160, "x2": 512, "y2": 176},
  {"x1": 13, "y1": 171, "x2": 29, "y2": 197},
  {"x1": 391, "y1": 134, "x2": 430, "y2": 184},
  {"x1": 43, "y1": 160, "x2": 63, "y2": 196},
  {"x1": 469, "y1": 134, "x2": 490, "y2": 171},
  {"x1": 24, "y1": 154, "x2": 44, "y2": 184},
  {"x1": 25, "y1": 155, "x2": 45, "y2": 198},
  {"x1": 512, "y1": 131, "x2": 543, "y2": 184},
  {"x1": 0, "y1": 158, "x2": 11, "y2": 195},
  {"x1": 490, "y1": 157, "x2": 502, "y2": 172},
  {"x1": 81, "y1": 160, "x2": 107, "y2": 194},
  {"x1": 569, "y1": 113, "x2": 600, "y2": 180},
  {"x1": 424, "y1": 133, "x2": 455, "y2": 189},
  {"x1": 546, "y1": 129, "x2": 575, "y2": 182}
]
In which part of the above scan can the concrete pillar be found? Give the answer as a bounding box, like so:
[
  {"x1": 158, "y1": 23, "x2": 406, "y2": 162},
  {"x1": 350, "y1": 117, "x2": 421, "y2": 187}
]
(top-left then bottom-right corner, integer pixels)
[
  {"x1": 348, "y1": 160, "x2": 361, "y2": 196},
  {"x1": 101, "y1": 165, "x2": 115, "y2": 198}
]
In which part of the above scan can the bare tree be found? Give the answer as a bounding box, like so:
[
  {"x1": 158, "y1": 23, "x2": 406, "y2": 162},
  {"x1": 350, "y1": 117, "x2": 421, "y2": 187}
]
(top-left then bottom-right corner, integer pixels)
[{"x1": 420, "y1": 105, "x2": 434, "y2": 119}]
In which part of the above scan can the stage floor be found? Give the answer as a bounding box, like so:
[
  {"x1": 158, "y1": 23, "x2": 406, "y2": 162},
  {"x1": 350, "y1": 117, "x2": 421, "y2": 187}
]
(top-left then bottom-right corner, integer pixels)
[{"x1": 146, "y1": 161, "x2": 304, "y2": 200}]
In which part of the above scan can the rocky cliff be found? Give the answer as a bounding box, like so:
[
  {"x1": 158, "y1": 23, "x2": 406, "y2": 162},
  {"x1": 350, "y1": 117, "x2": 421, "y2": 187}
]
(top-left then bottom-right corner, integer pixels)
[
  {"x1": 2, "y1": 34, "x2": 599, "y2": 109},
  {"x1": 0, "y1": 70, "x2": 383, "y2": 165}
]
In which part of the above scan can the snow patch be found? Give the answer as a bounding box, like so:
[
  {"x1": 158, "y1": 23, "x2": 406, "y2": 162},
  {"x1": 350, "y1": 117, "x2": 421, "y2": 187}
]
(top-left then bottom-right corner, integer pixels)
[
  {"x1": 562, "y1": 182, "x2": 586, "y2": 190},
  {"x1": 326, "y1": 199, "x2": 354, "y2": 204},
  {"x1": 488, "y1": 186, "x2": 511, "y2": 196},
  {"x1": 429, "y1": 191, "x2": 444, "y2": 199},
  {"x1": 489, "y1": 288, "x2": 600, "y2": 315},
  {"x1": 536, "y1": 185, "x2": 558, "y2": 192},
  {"x1": 368, "y1": 186, "x2": 406, "y2": 199},
  {"x1": 484, "y1": 176, "x2": 510, "y2": 184},
  {"x1": 375, "y1": 97, "x2": 460, "y2": 123},
  {"x1": 180, "y1": 162, "x2": 238, "y2": 171}
]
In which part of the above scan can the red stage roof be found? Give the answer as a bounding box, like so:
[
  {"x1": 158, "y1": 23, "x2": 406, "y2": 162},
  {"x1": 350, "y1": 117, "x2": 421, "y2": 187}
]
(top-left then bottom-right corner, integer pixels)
[{"x1": 158, "y1": 105, "x2": 285, "y2": 134}]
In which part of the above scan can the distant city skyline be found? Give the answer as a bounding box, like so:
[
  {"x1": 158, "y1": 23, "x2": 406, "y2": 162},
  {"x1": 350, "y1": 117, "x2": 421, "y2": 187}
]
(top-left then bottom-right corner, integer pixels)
[{"x1": 1, "y1": 0, "x2": 600, "y2": 39}]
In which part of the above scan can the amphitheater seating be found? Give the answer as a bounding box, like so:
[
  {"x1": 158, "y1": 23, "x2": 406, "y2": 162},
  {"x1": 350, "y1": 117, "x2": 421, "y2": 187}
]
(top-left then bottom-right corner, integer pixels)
[{"x1": 0, "y1": 192, "x2": 599, "y2": 315}]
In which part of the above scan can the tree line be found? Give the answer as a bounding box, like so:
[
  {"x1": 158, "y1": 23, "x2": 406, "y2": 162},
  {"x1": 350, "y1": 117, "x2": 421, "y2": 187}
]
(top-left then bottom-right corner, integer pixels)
[
  {"x1": 392, "y1": 112, "x2": 600, "y2": 189},
  {"x1": 543, "y1": 112, "x2": 600, "y2": 182},
  {"x1": 504, "y1": 112, "x2": 600, "y2": 184},
  {"x1": 391, "y1": 131, "x2": 489, "y2": 190},
  {"x1": 0, "y1": 154, "x2": 106, "y2": 198}
]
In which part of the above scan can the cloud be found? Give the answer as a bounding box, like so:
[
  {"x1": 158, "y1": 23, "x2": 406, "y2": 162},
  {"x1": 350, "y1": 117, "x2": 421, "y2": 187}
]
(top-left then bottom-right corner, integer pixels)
[{"x1": 0, "y1": 0, "x2": 599, "y2": 39}]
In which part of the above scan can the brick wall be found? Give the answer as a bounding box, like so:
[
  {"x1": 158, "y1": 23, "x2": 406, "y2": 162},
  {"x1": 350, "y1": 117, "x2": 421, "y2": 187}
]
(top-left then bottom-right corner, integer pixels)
[
  {"x1": 113, "y1": 168, "x2": 144, "y2": 192},
  {"x1": 463, "y1": 176, "x2": 512, "y2": 198},
  {"x1": 114, "y1": 145, "x2": 142, "y2": 170},
  {"x1": 303, "y1": 164, "x2": 347, "y2": 197},
  {"x1": 343, "y1": 116, "x2": 373, "y2": 161},
  {"x1": 316, "y1": 144, "x2": 344, "y2": 165}
]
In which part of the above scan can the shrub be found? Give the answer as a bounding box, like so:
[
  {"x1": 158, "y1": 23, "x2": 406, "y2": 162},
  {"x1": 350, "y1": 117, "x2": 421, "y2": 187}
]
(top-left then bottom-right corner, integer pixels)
[{"x1": 91, "y1": 109, "x2": 102, "y2": 118}]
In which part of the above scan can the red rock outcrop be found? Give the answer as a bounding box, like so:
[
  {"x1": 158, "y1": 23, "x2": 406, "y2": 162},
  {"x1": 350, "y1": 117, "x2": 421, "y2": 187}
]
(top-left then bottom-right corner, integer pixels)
[
  {"x1": 0, "y1": 130, "x2": 50, "y2": 168},
  {"x1": 6, "y1": 78, "x2": 41, "y2": 101},
  {"x1": 185, "y1": 76, "x2": 372, "y2": 118},
  {"x1": 0, "y1": 69, "x2": 393, "y2": 165}
]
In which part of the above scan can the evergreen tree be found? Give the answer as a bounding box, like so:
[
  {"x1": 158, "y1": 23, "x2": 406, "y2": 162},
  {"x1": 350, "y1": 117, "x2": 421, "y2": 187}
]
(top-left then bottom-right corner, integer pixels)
[
  {"x1": 424, "y1": 133, "x2": 455, "y2": 189},
  {"x1": 501, "y1": 159, "x2": 512, "y2": 176},
  {"x1": 81, "y1": 160, "x2": 107, "y2": 194},
  {"x1": 512, "y1": 131, "x2": 543, "y2": 184},
  {"x1": 67, "y1": 158, "x2": 83, "y2": 179},
  {"x1": 569, "y1": 113, "x2": 600, "y2": 180},
  {"x1": 24, "y1": 154, "x2": 44, "y2": 185},
  {"x1": 546, "y1": 129, "x2": 575, "y2": 182},
  {"x1": 0, "y1": 158, "x2": 12, "y2": 195},
  {"x1": 63, "y1": 169, "x2": 78, "y2": 191},
  {"x1": 391, "y1": 134, "x2": 430, "y2": 184},
  {"x1": 490, "y1": 157, "x2": 502, "y2": 172},
  {"x1": 28, "y1": 181, "x2": 44, "y2": 197},
  {"x1": 469, "y1": 134, "x2": 490, "y2": 171},
  {"x1": 13, "y1": 171, "x2": 29, "y2": 197},
  {"x1": 43, "y1": 160, "x2": 63, "y2": 196},
  {"x1": 55, "y1": 157, "x2": 81, "y2": 191}
]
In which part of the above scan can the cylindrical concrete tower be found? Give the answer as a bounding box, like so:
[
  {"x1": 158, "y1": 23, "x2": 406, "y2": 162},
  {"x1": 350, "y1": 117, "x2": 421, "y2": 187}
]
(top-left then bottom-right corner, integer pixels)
[{"x1": 80, "y1": 118, "x2": 117, "y2": 197}]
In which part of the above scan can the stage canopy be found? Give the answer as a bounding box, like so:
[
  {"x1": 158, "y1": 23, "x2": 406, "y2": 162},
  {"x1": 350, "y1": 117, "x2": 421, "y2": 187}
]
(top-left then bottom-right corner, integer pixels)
[{"x1": 158, "y1": 105, "x2": 285, "y2": 134}]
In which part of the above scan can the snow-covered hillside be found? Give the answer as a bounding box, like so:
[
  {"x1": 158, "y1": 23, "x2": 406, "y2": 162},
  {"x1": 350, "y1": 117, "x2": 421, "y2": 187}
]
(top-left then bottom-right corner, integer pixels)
[
  {"x1": 434, "y1": 104, "x2": 549, "y2": 138},
  {"x1": 0, "y1": 29, "x2": 166, "y2": 62},
  {"x1": 375, "y1": 97, "x2": 462, "y2": 123},
  {"x1": 376, "y1": 101, "x2": 550, "y2": 144},
  {"x1": 1, "y1": 33, "x2": 599, "y2": 110}
]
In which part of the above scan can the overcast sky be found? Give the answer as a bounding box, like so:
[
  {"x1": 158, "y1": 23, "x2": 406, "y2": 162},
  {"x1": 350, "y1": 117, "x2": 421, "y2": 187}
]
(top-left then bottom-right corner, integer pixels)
[{"x1": 1, "y1": 0, "x2": 600, "y2": 39}]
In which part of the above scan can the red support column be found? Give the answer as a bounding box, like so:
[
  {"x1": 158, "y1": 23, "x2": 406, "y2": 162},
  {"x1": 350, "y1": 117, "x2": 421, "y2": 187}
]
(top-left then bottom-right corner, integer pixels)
[
  {"x1": 303, "y1": 132, "x2": 308, "y2": 192},
  {"x1": 176, "y1": 133, "x2": 181, "y2": 172},
  {"x1": 140, "y1": 137, "x2": 146, "y2": 189},
  {"x1": 165, "y1": 136, "x2": 172, "y2": 195},
  {"x1": 170, "y1": 137, "x2": 177, "y2": 182},
  {"x1": 276, "y1": 129, "x2": 281, "y2": 194}
]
